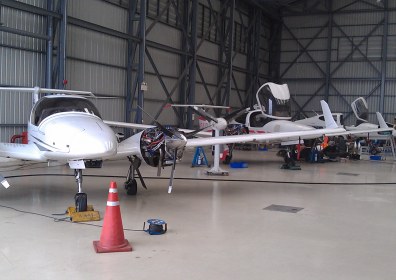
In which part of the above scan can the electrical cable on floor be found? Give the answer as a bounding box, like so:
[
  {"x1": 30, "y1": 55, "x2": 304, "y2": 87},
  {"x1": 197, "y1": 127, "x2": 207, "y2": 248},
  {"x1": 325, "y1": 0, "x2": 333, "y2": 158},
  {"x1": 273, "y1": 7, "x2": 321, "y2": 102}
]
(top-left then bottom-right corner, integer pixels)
[
  {"x1": 3, "y1": 173, "x2": 396, "y2": 186},
  {"x1": 0, "y1": 204, "x2": 145, "y2": 232}
]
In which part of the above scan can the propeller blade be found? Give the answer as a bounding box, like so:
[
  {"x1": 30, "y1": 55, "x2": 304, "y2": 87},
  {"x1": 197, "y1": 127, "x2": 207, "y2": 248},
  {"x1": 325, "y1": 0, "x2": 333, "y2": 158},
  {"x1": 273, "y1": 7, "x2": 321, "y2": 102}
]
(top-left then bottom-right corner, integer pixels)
[
  {"x1": 223, "y1": 107, "x2": 249, "y2": 122},
  {"x1": 0, "y1": 174, "x2": 10, "y2": 189},
  {"x1": 157, "y1": 149, "x2": 164, "y2": 176},
  {"x1": 137, "y1": 105, "x2": 184, "y2": 140},
  {"x1": 153, "y1": 120, "x2": 175, "y2": 138},
  {"x1": 168, "y1": 149, "x2": 178, "y2": 194},
  {"x1": 188, "y1": 106, "x2": 218, "y2": 124},
  {"x1": 183, "y1": 126, "x2": 210, "y2": 139}
]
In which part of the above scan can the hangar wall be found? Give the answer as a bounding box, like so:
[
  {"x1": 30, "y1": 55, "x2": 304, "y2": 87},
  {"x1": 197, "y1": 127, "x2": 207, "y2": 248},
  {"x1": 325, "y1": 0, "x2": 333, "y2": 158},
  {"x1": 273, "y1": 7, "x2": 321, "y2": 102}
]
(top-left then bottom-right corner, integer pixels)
[
  {"x1": 280, "y1": 0, "x2": 395, "y2": 125},
  {"x1": 0, "y1": 0, "x2": 274, "y2": 142}
]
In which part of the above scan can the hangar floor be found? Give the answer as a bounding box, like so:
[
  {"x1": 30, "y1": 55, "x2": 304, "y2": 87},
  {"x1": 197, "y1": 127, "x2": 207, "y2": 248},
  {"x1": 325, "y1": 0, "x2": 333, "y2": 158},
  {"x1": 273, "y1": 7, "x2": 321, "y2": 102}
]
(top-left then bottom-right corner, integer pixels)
[{"x1": 0, "y1": 147, "x2": 396, "y2": 279}]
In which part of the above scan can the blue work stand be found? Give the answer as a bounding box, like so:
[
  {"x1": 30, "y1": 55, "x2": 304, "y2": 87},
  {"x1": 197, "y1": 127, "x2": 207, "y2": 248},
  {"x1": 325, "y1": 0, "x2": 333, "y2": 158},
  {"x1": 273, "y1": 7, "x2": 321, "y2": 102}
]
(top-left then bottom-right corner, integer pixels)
[{"x1": 191, "y1": 146, "x2": 211, "y2": 167}]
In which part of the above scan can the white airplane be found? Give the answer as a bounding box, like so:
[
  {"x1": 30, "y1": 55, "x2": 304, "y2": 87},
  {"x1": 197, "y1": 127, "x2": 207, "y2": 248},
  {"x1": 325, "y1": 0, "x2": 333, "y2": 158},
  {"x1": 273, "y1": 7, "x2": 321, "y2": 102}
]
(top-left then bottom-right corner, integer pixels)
[
  {"x1": 0, "y1": 86, "x2": 387, "y2": 212},
  {"x1": 296, "y1": 97, "x2": 396, "y2": 139},
  {"x1": 199, "y1": 83, "x2": 392, "y2": 165}
]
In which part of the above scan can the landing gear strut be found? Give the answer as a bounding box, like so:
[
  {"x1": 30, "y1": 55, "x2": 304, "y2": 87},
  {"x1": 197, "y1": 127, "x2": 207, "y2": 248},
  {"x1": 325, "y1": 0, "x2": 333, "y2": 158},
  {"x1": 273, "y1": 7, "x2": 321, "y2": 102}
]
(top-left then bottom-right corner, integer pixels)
[
  {"x1": 74, "y1": 169, "x2": 87, "y2": 212},
  {"x1": 284, "y1": 149, "x2": 296, "y2": 168},
  {"x1": 125, "y1": 156, "x2": 147, "y2": 195}
]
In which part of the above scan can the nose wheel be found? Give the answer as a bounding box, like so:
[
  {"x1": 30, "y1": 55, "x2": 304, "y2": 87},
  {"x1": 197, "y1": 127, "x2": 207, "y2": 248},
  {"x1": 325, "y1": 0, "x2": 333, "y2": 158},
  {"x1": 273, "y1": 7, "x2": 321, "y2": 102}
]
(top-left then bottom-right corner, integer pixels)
[
  {"x1": 75, "y1": 192, "x2": 87, "y2": 212},
  {"x1": 124, "y1": 179, "x2": 137, "y2": 195},
  {"x1": 74, "y1": 169, "x2": 87, "y2": 212}
]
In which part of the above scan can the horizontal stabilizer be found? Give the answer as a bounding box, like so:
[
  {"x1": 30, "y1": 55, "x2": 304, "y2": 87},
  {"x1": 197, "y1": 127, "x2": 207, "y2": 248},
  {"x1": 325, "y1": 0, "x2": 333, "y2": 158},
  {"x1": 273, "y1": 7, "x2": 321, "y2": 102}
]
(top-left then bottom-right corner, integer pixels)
[{"x1": 0, "y1": 86, "x2": 95, "y2": 98}]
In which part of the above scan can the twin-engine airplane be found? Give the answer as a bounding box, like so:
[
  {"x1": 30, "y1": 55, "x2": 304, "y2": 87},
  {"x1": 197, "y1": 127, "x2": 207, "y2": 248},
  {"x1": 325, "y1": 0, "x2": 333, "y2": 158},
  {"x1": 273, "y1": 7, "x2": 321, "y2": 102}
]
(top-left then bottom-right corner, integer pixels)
[{"x1": 0, "y1": 86, "x2": 386, "y2": 212}]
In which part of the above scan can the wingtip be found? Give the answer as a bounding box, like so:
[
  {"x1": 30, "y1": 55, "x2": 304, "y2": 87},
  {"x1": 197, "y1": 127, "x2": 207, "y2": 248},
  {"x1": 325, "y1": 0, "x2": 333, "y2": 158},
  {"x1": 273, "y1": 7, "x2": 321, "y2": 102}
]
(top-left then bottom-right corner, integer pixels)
[{"x1": 163, "y1": 104, "x2": 172, "y2": 109}]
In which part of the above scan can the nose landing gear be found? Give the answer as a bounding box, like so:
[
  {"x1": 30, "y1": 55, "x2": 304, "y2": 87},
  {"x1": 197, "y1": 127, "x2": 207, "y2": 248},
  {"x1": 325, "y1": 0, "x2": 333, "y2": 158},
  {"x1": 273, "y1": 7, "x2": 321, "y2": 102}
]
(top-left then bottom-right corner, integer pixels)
[{"x1": 74, "y1": 169, "x2": 87, "y2": 212}]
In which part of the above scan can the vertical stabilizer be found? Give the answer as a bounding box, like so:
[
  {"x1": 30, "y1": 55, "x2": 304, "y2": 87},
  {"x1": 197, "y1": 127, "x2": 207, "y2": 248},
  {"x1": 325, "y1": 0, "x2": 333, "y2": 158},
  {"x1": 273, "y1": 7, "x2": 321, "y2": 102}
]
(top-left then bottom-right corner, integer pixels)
[
  {"x1": 320, "y1": 100, "x2": 338, "y2": 129},
  {"x1": 376, "y1": 112, "x2": 388, "y2": 129}
]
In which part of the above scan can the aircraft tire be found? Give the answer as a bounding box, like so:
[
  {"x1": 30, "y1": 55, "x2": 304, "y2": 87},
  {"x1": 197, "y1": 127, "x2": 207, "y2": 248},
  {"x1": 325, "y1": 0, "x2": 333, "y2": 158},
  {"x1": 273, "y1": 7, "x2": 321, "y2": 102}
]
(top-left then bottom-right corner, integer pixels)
[
  {"x1": 75, "y1": 193, "x2": 88, "y2": 212},
  {"x1": 223, "y1": 155, "x2": 232, "y2": 164},
  {"x1": 125, "y1": 179, "x2": 138, "y2": 196}
]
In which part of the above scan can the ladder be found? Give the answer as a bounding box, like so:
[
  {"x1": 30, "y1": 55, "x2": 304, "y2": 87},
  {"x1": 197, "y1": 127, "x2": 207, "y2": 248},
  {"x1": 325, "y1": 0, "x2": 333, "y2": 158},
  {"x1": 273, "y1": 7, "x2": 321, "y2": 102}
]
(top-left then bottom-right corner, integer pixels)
[{"x1": 383, "y1": 135, "x2": 396, "y2": 161}]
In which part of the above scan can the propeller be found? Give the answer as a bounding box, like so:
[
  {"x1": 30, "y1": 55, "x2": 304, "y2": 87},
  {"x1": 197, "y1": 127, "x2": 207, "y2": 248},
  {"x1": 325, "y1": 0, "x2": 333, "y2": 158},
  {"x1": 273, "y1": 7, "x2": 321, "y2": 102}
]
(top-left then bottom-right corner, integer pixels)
[
  {"x1": 188, "y1": 106, "x2": 218, "y2": 124},
  {"x1": 168, "y1": 148, "x2": 178, "y2": 194},
  {"x1": 223, "y1": 107, "x2": 250, "y2": 122},
  {"x1": 0, "y1": 173, "x2": 10, "y2": 189}
]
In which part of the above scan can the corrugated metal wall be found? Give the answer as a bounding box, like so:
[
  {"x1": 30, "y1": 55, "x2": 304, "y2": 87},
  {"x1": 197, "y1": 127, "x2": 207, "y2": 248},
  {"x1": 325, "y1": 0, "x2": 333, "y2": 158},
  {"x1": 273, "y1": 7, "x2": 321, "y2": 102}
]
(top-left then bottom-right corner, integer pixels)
[
  {"x1": 280, "y1": 0, "x2": 395, "y2": 125},
  {"x1": 0, "y1": 0, "x2": 46, "y2": 142},
  {"x1": 0, "y1": 0, "x2": 272, "y2": 142}
]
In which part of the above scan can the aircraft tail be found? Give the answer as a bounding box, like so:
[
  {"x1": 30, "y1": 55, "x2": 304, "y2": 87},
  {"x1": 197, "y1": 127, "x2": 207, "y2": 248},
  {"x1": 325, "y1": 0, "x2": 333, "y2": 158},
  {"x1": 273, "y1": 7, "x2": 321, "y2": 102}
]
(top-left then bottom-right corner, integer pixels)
[
  {"x1": 320, "y1": 100, "x2": 338, "y2": 129},
  {"x1": 376, "y1": 112, "x2": 388, "y2": 129}
]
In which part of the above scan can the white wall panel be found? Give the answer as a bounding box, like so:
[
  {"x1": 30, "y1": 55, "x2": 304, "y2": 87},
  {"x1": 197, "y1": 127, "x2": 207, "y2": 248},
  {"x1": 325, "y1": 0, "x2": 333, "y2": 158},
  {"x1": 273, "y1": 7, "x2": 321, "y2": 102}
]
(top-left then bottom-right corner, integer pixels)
[
  {"x1": 196, "y1": 61, "x2": 219, "y2": 85},
  {"x1": 67, "y1": 25, "x2": 127, "y2": 68},
  {"x1": 233, "y1": 53, "x2": 246, "y2": 69},
  {"x1": 68, "y1": 0, "x2": 127, "y2": 33},
  {"x1": 146, "y1": 19, "x2": 182, "y2": 50},
  {"x1": 197, "y1": 40, "x2": 219, "y2": 61},
  {"x1": 66, "y1": 60, "x2": 126, "y2": 96},
  {"x1": 145, "y1": 47, "x2": 181, "y2": 78},
  {"x1": 143, "y1": 73, "x2": 180, "y2": 103}
]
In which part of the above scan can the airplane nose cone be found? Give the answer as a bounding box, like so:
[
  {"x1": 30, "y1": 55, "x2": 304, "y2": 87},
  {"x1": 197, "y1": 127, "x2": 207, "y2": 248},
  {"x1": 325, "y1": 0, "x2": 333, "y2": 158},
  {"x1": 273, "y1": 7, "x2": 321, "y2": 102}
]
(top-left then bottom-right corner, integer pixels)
[{"x1": 69, "y1": 130, "x2": 117, "y2": 158}]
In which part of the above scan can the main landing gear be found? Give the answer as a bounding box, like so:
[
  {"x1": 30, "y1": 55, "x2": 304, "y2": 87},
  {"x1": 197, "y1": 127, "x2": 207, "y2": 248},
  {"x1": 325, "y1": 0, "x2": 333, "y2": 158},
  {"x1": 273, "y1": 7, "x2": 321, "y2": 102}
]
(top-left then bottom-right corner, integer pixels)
[
  {"x1": 74, "y1": 169, "x2": 87, "y2": 212},
  {"x1": 124, "y1": 156, "x2": 147, "y2": 195},
  {"x1": 280, "y1": 148, "x2": 301, "y2": 170}
]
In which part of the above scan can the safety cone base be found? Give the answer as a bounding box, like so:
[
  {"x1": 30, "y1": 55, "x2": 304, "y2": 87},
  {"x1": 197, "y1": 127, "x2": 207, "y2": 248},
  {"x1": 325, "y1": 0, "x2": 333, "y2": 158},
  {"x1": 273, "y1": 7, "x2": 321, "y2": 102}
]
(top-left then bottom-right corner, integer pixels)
[{"x1": 93, "y1": 239, "x2": 132, "y2": 253}]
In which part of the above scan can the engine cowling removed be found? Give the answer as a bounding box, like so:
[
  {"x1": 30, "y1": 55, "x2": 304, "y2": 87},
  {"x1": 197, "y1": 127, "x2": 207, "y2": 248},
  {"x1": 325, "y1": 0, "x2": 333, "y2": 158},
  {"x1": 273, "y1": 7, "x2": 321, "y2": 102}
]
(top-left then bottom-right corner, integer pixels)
[{"x1": 140, "y1": 127, "x2": 184, "y2": 168}]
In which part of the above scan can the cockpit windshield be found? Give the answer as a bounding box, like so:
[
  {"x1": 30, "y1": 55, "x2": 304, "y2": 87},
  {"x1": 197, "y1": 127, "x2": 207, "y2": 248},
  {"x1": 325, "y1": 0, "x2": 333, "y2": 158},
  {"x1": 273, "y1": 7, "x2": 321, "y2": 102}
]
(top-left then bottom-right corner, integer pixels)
[
  {"x1": 352, "y1": 98, "x2": 368, "y2": 122},
  {"x1": 31, "y1": 96, "x2": 102, "y2": 125},
  {"x1": 257, "y1": 83, "x2": 291, "y2": 119}
]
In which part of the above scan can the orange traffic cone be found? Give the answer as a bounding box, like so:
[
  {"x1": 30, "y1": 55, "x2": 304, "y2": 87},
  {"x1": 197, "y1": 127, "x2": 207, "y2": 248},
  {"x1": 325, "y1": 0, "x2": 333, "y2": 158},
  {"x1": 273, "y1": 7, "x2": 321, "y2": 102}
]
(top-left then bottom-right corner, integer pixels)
[{"x1": 93, "y1": 182, "x2": 132, "y2": 253}]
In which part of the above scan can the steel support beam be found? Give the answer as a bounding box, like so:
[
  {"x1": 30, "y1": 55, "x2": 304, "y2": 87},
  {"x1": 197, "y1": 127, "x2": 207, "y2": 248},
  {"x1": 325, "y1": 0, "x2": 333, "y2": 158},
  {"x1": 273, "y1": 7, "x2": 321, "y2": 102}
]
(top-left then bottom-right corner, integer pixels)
[
  {"x1": 136, "y1": 0, "x2": 146, "y2": 125},
  {"x1": 57, "y1": 0, "x2": 67, "y2": 89},
  {"x1": 46, "y1": 0, "x2": 54, "y2": 88},
  {"x1": 380, "y1": 0, "x2": 388, "y2": 114},
  {"x1": 324, "y1": 0, "x2": 332, "y2": 103},
  {"x1": 224, "y1": 0, "x2": 235, "y2": 109},
  {"x1": 186, "y1": 0, "x2": 198, "y2": 129}
]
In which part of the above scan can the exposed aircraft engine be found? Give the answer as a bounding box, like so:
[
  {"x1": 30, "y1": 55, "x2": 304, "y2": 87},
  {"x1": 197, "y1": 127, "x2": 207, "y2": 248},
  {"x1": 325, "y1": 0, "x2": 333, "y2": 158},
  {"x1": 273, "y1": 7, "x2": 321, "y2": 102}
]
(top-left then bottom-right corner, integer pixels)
[
  {"x1": 140, "y1": 127, "x2": 185, "y2": 169},
  {"x1": 140, "y1": 128, "x2": 165, "y2": 167}
]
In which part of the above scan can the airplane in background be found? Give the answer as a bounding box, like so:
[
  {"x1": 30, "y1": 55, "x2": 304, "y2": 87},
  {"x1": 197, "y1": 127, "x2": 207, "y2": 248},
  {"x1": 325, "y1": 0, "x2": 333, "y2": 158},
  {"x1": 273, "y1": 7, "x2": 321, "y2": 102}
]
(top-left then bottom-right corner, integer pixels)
[
  {"x1": 296, "y1": 97, "x2": 396, "y2": 140},
  {"x1": 0, "y1": 86, "x2": 354, "y2": 212},
  {"x1": 198, "y1": 83, "x2": 392, "y2": 165}
]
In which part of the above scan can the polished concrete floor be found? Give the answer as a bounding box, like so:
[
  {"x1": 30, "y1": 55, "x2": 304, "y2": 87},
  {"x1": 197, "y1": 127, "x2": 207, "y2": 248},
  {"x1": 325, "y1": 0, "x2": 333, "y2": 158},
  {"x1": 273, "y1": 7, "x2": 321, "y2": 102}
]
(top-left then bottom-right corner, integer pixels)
[{"x1": 1, "y1": 147, "x2": 396, "y2": 279}]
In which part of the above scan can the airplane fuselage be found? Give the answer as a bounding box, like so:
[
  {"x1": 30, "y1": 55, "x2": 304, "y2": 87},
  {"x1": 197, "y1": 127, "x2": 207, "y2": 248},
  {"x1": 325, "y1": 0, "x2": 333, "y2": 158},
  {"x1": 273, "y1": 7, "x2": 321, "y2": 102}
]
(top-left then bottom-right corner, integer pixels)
[{"x1": 27, "y1": 113, "x2": 118, "y2": 161}]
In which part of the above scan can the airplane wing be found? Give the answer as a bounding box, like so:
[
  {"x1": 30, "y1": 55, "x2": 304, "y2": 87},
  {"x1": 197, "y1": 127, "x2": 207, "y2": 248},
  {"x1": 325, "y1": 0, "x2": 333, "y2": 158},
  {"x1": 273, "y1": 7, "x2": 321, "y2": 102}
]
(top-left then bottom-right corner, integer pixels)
[
  {"x1": 186, "y1": 127, "x2": 346, "y2": 148},
  {"x1": 0, "y1": 143, "x2": 43, "y2": 161},
  {"x1": 325, "y1": 112, "x2": 393, "y2": 137},
  {"x1": 103, "y1": 120, "x2": 212, "y2": 138}
]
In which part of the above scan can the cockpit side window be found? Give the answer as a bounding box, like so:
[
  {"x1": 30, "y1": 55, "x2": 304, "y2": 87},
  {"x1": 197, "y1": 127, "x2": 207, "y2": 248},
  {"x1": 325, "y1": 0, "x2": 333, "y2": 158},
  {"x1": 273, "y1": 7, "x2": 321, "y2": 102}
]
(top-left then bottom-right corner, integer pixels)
[
  {"x1": 31, "y1": 97, "x2": 102, "y2": 125},
  {"x1": 249, "y1": 112, "x2": 268, "y2": 127}
]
